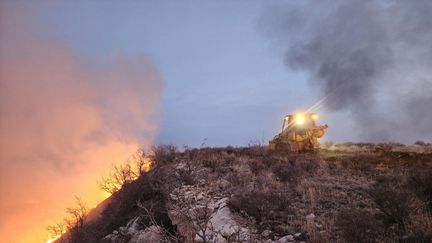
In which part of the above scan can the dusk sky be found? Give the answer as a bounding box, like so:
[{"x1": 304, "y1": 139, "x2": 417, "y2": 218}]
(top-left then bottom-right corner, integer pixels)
[
  {"x1": 33, "y1": 0, "x2": 354, "y2": 146},
  {"x1": 1, "y1": 1, "x2": 431, "y2": 242}
]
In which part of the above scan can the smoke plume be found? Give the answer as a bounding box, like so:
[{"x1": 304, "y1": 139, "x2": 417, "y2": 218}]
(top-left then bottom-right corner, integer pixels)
[
  {"x1": 261, "y1": 0, "x2": 432, "y2": 142},
  {"x1": 0, "y1": 2, "x2": 163, "y2": 242}
]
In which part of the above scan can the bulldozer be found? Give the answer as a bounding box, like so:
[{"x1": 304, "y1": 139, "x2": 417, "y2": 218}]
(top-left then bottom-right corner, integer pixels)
[{"x1": 269, "y1": 113, "x2": 328, "y2": 153}]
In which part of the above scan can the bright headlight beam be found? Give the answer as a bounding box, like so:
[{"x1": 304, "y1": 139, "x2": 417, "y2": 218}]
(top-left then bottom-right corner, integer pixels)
[{"x1": 295, "y1": 114, "x2": 305, "y2": 125}]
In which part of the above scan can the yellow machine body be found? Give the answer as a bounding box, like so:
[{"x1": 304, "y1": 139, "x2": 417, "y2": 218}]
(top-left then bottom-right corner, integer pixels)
[{"x1": 269, "y1": 113, "x2": 328, "y2": 152}]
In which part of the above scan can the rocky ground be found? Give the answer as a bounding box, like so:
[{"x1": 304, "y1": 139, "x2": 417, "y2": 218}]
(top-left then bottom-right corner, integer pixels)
[{"x1": 57, "y1": 143, "x2": 432, "y2": 243}]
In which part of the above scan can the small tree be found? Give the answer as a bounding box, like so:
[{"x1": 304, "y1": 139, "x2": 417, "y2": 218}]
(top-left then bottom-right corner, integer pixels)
[
  {"x1": 150, "y1": 144, "x2": 177, "y2": 166},
  {"x1": 48, "y1": 197, "x2": 89, "y2": 243},
  {"x1": 132, "y1": 148, "x2": 153, "y2": 175},
  {"x1": 98, "y1": 162, "x2": 138, "y2": 194},
  {"x1": 64, "y1": 197, "x2": 88, "y2": 243}
]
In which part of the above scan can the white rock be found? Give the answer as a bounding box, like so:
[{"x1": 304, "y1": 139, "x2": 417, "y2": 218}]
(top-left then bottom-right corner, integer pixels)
[
  {"x1": 119, "y1": 226, "x2": 128, "y2": 235},
  {"x1": 306, "y1": 213, "x2": 315, "y2": 219},
  {"x1": 125, "y1": 216, "x2": 142, "y2": 234},
  {"x1": 278, "y1": 235, "x2": 294, "y2": 243},
  {"x1": 129, "y1": 225, "x2": 163, "y2": 243},
  {"x1": 261, "y1": 229, "x2": 272, "y2": 237},
  {"x1": 294, "y1": 232, "x2": 302, "y2": 237},
  {"x1": 194, "y1": 198, "x2": 249, "y2": 242},
  {"x1": 196, "y1": 192, "x2": 205, "y2": 201}
]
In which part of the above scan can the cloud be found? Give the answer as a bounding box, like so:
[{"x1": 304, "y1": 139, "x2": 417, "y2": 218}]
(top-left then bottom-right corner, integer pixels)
[{"x1": 0, "y1": 2, "x2": 163, "y2": 242}]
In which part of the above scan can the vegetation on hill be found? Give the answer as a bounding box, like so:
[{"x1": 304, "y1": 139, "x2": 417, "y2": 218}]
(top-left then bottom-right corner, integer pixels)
[{"x1": 51, "y1": 143, "x2": 432, "y2": 243}]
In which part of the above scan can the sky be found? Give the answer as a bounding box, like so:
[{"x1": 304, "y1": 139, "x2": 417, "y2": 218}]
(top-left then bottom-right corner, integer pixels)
[
  {"x1": 36, "y1": 0, "x2": 353, "y2": 147},
  {"x1": 1, "y1": 1, "x2": 431, "y2": 243}
]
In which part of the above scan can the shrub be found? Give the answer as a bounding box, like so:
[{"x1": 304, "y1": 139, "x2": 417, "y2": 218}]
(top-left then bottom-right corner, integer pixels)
[
  {"x1": 415, "y1": 140, "x2": 426, "y2": 146},
  {"x1": 407, "y1": 171, "x2": 432, "y2": 212},
  {"x1": 176, "y1": 162, "x2": 195, "y2": 185},
  {"x1": 248, "y1": 159, "x2": 266, "y2": 175},
  {"x1": 228, "y1": 189, "x2": 293, "y2": 233},
  {"x1": 98, "y1": 162, "x2": 137, "y2": 194},
  {"x1": 336, "y1": 209, "x2": 383, "y2": 243},
  {"x1": 368, "y1": 176, "x2": 412, "y2": 235},
  {"x1": 271, "y1": 157, "x2": 318, "y2": 184},
  {"x1": 202, "y1": 154, "x2": 223, "y2": 172},
  {"x1": 151, "y1": 144, "x2": 177, "y2": 166}
]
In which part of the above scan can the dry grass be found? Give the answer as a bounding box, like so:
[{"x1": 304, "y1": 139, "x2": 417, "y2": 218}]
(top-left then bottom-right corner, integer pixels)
[{"x1": 54, "y1": 143, "x2": 432, "y2": 242}]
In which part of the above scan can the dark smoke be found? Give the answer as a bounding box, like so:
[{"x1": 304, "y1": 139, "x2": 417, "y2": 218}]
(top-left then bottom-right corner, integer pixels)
[{"x1": 261, "y1": 0, "x2": 432, "y2": 142}]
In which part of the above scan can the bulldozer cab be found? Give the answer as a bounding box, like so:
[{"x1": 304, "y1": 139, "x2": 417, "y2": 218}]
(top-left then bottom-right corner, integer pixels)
[
  {"x1": 282, "y1": 113, "x2": 319, "y2": 132},
  {"x1": 270, "y1": 112, "x2": 327, "y2": 152}
]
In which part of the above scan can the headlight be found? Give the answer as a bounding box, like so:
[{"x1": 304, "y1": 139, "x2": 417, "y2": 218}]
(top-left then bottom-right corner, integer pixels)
[{"x1": 295, "y1": 114, "x2": 305, "y2": 125}]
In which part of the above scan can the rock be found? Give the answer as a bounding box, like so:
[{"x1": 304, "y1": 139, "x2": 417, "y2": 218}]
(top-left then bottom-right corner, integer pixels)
[
  {"x1": 196, "y1": 192, "x2": 204, "y2": 201},
  {"x1": 218, "y1": 179, "x2": 230, "y2": 190},
  {"x1": 261, "y1": 229, "x2": 272, "y2": 237},
  {"x1": 211, "y1": 197, "x2": 228, "y2": 210},
  {"x1": 119, "y1": 226, "x2": 128, "y2": 235},
  {"x1": 102, "y1": 232, "x2": 124, "y2": 243},
  {"x1": 205, "y1": 205, "x2": 249, "y2": 242},
  {"x1": 125, "y1": 216, "x2": 142, "y2": 234},
  {"x1": 278, "y1": 234, "x2": 294, "y2": 243},
  {"x1": 294, "y1": 233, "x2": 302, "y2": 238},
  {"x1": 129, "y1": 225, "x2": 163, "y2": 243},
  {"x1": 306, "y1": 213, "x2": 315, "y2": 219},
  {"x1": 198, "y1": 179, "x2": 206, "y2": 186}
]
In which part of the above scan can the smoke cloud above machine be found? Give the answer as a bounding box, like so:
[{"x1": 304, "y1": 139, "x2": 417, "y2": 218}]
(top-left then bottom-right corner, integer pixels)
[
  {"x1": 261, "y1": 0, "x2": 432, "y2": 142},
  {"x1": 0, "y1": 2, "x2": 163, "y2": 242}
]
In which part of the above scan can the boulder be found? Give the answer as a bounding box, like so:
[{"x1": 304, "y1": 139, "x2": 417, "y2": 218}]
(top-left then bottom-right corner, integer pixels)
[
  {"x1": 129, "y1": 225, "x2": 163, "y2": 243},
  {"x1": 278, "y1": 234, "x2": 294, "y2": 243},
  {"x1": 306, "y1": 213, "x2": 315, "y2": 220},
  {"x1": 261, "y1": 229, "x2": 272, "y2": 237}
]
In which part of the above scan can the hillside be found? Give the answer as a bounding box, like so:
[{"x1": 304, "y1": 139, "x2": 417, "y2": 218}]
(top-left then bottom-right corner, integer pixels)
[{"x1": 55, "y1": 143, "x2": 432, "y2": 243}]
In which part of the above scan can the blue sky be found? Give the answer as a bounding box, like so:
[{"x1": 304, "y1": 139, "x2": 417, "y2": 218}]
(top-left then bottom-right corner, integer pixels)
[{"x1": 35, "y1": 0, "x2": 355, "y2": 147}]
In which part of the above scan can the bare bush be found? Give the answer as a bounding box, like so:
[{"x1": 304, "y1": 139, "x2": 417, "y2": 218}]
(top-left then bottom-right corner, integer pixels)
[
  {"x1": 228, "y1": 189, "x2": 293, "y2": 233},
  {"x1": 415, "y1": 140, "x2": 426, "y2": 146},
  {"x1": 47, "y1": 223, "x2": 67, "y2": 243},
  {"x1": 175, "y1": 160, "x2": 195, "y2": 185},
  {"x1": 137, "y1": 200, "x2": 179, "y2": 242},
  {"x1": 368, "y1": 176, "x2": 412, "y2": 235},
  {"x1": 49, "y1": 197, "x2": 90, "y2": 243},
  {"x1": 272, "y1": 157, "x2": 318, "y2": 184},
  {"x1": 170, "y1": 193, "x2": 214, "y2": 242},
  {"x1": 133, "y1": 148, "x2": 152, "y2": 175},
  {"x1": 98, "y1": 162, "x2": 137, "y2": 194},
  {"x1": 336, "y1": 209, "x2": 383, "y2": 243},
  {"x1": 248, "y1": 158, "x2": 266, "y2": 175},
  {"x1": 340, "y1": 154, "x2": 375, "y2": 173},
  {"x1": 202, "y1": 154, "x2": 223, "y2": 172},
  {"x1": 407, "y1": 171, "x2": 432, "y2": 212},
  {"x1": 151, "y1": 144, "x2": 177, "y2": 166}
]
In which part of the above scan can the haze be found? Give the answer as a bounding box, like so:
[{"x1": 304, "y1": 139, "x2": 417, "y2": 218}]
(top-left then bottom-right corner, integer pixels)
[{"x1": 0, "y1": 1, "x2": 431, "y2": 242}]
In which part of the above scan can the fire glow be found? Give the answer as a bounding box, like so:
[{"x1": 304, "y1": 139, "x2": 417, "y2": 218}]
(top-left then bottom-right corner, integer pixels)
[{"x1": 0, "y1": 2, "x2": 164, "y2": 242}]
